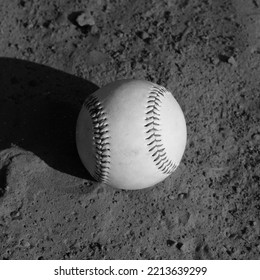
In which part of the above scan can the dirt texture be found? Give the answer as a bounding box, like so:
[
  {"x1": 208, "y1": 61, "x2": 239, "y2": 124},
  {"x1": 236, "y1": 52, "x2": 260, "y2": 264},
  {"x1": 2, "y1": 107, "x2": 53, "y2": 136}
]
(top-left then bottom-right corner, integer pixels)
[{"x1": 0, "y1": 0, "x2": 260, "y2": 259}]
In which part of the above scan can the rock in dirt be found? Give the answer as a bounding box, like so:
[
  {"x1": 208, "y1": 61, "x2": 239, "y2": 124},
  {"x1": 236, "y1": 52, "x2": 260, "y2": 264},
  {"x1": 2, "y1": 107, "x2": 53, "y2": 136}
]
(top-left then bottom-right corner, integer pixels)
[
  {"x1": 76, "y1": 11, "x2": 95, "y2": 27},
  {"x1": 228, "y1": 56, "x2": 238, "y2": 67}
]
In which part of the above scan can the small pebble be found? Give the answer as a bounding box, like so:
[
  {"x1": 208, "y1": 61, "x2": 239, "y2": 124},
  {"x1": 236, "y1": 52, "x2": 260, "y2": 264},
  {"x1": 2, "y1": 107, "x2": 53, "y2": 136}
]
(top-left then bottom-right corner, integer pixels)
[
  {"x1": 141, "y1": 31, "x2": 150, "y2": 40},
  {"x1": 76, "y1": 12, "x2": 95, "y2": 27},
  {"x1": 55, "y1": 13, "x2": 66, "y2": 26},
  {"x1": 252, "y1": 133, "x2": 260, "y2": 141},
  {"x1": 178, "y1": 192, "x2": 188, "y2": 199},
  {"x1": 211, "y1": 57, "x2": 220, "y2": 65},
  {"x1": 24, "y1": 241, "x2": 31, "y2": 248},
  {"x1": 228, "y1": 56, "x2": 237, "y2": 67},
  {"x1": 168, "y1": 194, "x2": 175, "y2": 200}
]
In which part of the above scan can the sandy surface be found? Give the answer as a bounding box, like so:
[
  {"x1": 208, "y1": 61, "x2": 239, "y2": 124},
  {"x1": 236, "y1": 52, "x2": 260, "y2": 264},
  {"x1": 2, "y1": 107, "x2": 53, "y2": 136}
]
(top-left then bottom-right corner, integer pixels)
[{"x1": 0, "y1": 0, "x2": 260, "y2": 259}]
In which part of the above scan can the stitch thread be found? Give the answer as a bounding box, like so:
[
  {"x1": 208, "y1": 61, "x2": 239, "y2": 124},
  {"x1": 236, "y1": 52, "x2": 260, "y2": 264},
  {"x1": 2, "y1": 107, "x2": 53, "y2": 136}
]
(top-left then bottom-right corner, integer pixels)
[
  {"x1": 145, "y1": 85, "x2": 177, "y2": 174},
  {"x1": 84, "y1": 95, "x2": 110, "y2": 183}
]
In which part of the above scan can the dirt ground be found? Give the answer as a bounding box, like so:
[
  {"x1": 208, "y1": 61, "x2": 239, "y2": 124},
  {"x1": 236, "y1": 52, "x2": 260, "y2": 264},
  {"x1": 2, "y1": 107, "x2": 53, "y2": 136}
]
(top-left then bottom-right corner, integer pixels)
[{"x1": 0, "y1": 0, "x2": 260, "y2": 260}]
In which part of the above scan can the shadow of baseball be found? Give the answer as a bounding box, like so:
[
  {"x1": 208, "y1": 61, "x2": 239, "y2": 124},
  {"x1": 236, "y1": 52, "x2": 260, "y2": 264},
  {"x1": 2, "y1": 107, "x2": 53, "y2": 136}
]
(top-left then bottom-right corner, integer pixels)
[{"x1": 0, "y1": 57, "x2": 98, "y2": 180}]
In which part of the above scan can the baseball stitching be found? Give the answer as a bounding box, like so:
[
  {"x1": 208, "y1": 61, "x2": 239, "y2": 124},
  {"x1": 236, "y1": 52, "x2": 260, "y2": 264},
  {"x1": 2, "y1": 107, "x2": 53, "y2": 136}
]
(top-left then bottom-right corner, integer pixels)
[
  {"x1": 84, "y1": 95, "x2": 110, "y2": 183},
  {"x1": 145, "y1": 85, "x2": 177, "y2": 174}
]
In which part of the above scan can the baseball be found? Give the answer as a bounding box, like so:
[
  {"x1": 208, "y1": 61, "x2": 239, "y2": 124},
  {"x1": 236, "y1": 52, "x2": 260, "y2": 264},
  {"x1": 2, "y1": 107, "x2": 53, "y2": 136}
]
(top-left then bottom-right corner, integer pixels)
[{"x1": 76, "y1": 79, "x2": 187, "y2": 190}]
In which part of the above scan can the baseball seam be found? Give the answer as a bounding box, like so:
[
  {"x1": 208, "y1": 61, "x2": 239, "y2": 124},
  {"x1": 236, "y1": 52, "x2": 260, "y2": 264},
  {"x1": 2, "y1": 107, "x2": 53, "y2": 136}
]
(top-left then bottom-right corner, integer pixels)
[
  {"x1": 145, "y1": 85, "x2": 177, "y2": 174},
  {"x1": 84, "y1": 95, "x2": 110, "y2": 183}
]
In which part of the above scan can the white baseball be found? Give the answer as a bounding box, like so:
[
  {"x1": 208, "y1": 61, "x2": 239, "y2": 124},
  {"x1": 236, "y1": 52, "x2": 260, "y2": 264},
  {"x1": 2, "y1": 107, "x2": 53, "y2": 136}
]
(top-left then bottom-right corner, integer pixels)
[{"x1": 76, "y1": 79, "x2": 187, "y2": 190}]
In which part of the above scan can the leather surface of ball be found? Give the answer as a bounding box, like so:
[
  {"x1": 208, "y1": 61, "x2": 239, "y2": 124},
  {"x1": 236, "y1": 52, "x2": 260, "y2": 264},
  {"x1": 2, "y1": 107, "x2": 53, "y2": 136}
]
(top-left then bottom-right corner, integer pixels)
[{"x1": 76, "y1": 79, "x2": 187, "y2": 190}]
